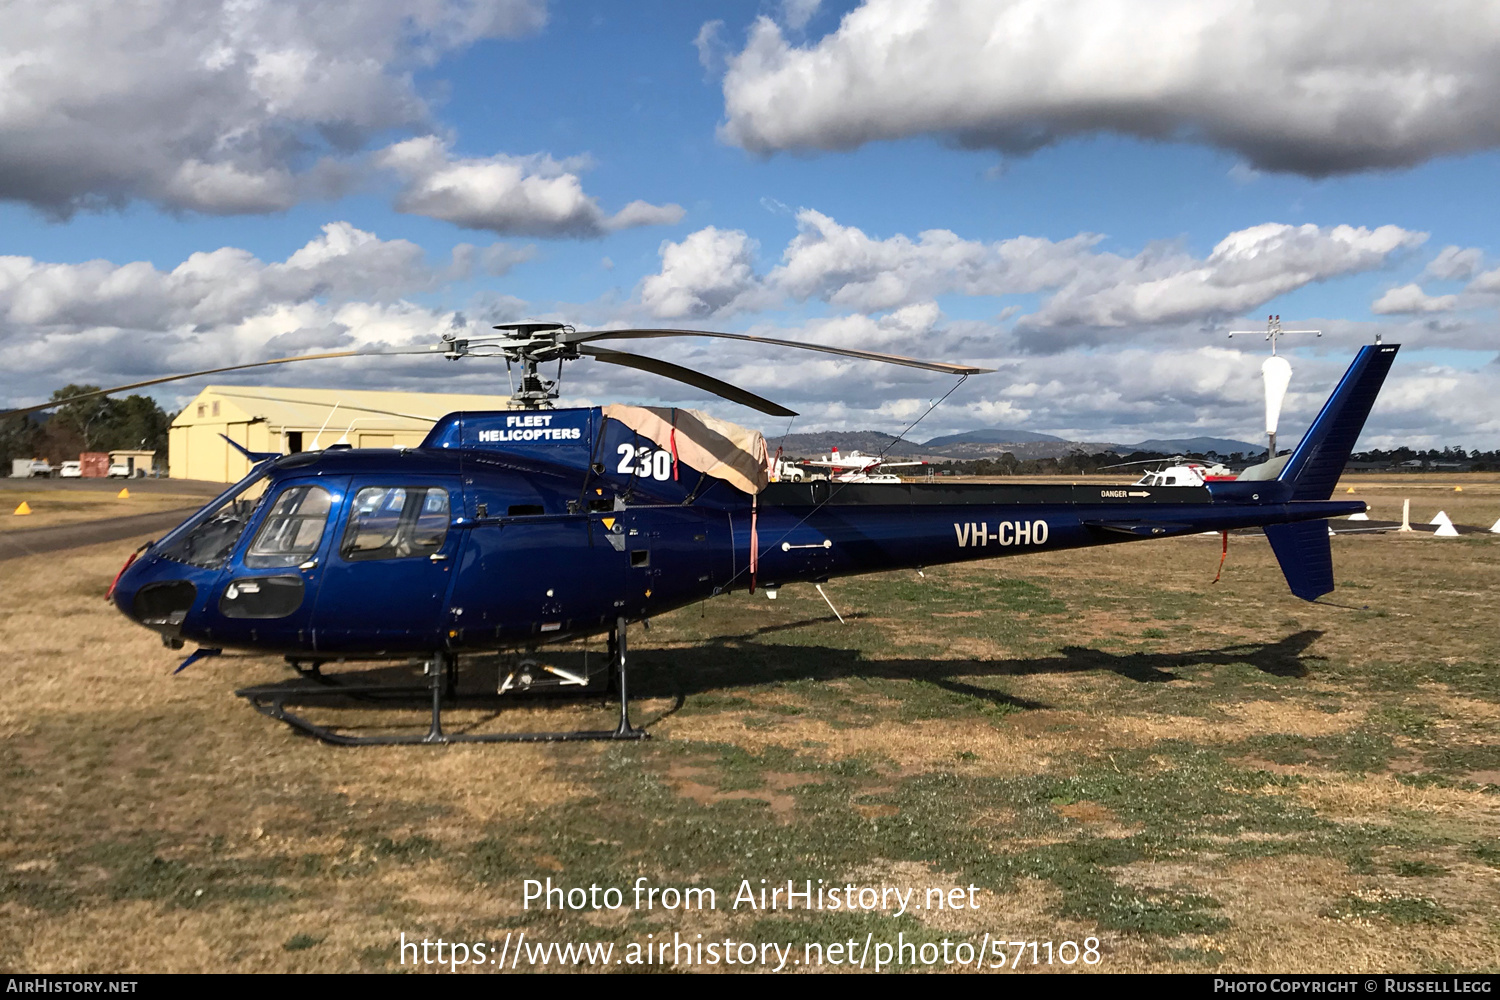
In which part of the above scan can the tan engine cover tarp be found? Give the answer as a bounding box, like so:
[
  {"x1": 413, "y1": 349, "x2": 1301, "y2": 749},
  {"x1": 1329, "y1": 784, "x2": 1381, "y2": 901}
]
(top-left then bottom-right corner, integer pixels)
[{"x1": 602, "y1": 404, "x2": 769, "y2": 495}]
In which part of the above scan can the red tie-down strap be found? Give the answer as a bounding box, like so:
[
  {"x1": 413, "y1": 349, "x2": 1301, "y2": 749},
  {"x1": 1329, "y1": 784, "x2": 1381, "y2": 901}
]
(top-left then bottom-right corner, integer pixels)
[
  {"x1": 749, "y1": 493, "x2": 759, "y2": 594},
  {"x1": 669, "y1": 408, "x2": 680, "y2": 481},
  {"x1": 1212, "y1": 530, "x2": 1229, "y2": 584}
]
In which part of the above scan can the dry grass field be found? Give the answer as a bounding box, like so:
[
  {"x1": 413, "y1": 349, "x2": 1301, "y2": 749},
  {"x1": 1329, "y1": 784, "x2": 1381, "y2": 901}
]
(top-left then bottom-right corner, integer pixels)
[
  {"x1": 1, "y1": 476, "x2": 1498, "y2": 973},
  {"x1": 0, "y1": 479, "x2": 219, "y2": 533}
]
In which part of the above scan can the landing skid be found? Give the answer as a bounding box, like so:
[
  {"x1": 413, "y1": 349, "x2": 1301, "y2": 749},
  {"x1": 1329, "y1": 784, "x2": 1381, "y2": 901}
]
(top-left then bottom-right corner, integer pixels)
[{"x1": 236, "y1": 617, "x2": 648, "y2": 745}]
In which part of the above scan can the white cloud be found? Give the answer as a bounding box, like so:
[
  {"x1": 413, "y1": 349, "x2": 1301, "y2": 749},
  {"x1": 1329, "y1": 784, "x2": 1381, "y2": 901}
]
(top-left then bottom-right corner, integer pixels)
[
  {"x1": 669, "y1": 334, "x2": 1500, "y2": 453},
  {"x1": 1423, "y1": 245, "x2": 1485, "y2": 281},
  {"x1": 1024, "y1": 223, "x2": 1426, "y2": 332},
  {"x1": 781, "y1": 0, "x2": 822, "y2": 31},
  {"x1": 770, "y1": 209, "x2": 1099, "y2": 311},
  {"x1": 637, "y1": 213, "x2": 1424, "y2": 335},
  {"x1": 695, "y1": 20, "x2": 727, "y2": 72},
  {"x1": 5, "y1": 230, "x2": 1499, "y2": 450},
  {"x1": 1467, "y1": 266, "x2": 1500, "y2": 294},
  {"x1": 0, "y1": 0, "x2": 546, "y2": 216},
  {"x1": 0, "y1": 222, "x2": 517, "y2": 333},
  {"x1": 1372, "y1": 283, "x2": 1459, "y2": 314},
  {"x1": 1228, "y1": 163, "x2": 1262, "y2": 185},
  {"x1": 640, "y1": 227, "x2": 767, "y2": 318},
  {"x1": 559, "y1": 303, "x2": 1500, "y2": 450},
  {"x1": 0, "y1": 226, "x2": 555, "y2": 412},
  {"x1": 720, "y1": 0, "x2": 1500, "y2": 175},
  {"x1": 378, "y1": 137, "x2": 685, "y2": 237}
]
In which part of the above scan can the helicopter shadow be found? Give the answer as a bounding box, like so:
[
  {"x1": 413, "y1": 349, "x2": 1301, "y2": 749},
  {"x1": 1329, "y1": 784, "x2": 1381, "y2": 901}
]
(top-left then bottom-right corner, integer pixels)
[
  {"x1": 240, "y1": 626, "x2": 1327, "y2": 736},
  {"x1": 628, "y1": 625, "x2": 1327, "y2": 712}
]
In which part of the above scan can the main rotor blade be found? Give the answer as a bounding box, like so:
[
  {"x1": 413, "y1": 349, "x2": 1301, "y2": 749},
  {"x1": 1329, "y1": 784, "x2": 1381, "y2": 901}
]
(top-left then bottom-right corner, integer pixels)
[
  {"x1": 0, "y1": 346, "x2": 444, "y2": 420},
  {"x1": 579, "y1": 345, "x2": 797, "y2": 417},
  {"x1": 562, "y1": 328, "x2": 994, "y2": 375},
  {"x1": 1097, "y1": 455, "x2": 1187, "y2": 470}
]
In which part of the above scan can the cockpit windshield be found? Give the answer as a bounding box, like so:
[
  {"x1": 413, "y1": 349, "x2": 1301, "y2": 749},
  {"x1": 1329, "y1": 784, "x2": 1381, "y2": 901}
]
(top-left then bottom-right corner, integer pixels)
[{"x1": 157, "y1": 469, "x2": 272, "y2": 569}]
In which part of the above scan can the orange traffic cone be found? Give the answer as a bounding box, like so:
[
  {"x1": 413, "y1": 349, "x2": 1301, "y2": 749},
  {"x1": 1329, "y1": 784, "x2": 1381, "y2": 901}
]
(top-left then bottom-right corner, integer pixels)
[
  {"x1": 13, "y1": 501, "x2": 31, "y2": 515},
  {"x1": 117, "y1": 488, "x2": 130, "y2": 499}
]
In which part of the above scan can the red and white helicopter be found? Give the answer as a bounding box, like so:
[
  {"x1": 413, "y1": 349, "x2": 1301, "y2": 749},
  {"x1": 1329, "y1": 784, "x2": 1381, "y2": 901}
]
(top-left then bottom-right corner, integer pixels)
[
  {"x1": 1100, "y1": 455, "x2": 1240, "y2": 487},
  {"x1": 1132, "y1": 460, "x2": 1239, "y2": 487}
]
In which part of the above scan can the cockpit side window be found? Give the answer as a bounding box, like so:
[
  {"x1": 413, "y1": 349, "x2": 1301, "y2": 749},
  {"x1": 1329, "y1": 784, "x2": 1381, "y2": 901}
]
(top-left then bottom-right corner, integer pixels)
[
  {"x1": 158, "y1": 473, "x2": 271, "y2": 569},
  {"x1": 244, "y1": 485, "x2": 334, "y2": 568},
  {"x1": 340, "y1": 486, "x2": 450, "y2": 561}
]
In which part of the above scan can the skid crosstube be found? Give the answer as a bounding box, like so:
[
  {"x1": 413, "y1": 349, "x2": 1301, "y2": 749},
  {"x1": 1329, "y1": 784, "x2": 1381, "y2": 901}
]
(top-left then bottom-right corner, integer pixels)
[{"x1": 235, "y1": 617, "x2": 647, "y2": 745}]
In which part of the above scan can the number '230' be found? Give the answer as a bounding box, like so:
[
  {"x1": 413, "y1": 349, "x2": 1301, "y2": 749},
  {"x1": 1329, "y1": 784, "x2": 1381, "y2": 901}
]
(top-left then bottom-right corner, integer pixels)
[{"x1": 617, "y1": 444, "x2": 672, "y2": 481}]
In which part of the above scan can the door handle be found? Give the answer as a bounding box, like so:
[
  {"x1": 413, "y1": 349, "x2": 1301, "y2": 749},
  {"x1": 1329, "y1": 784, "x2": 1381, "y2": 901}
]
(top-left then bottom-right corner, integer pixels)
[
  {"x1": 298, "y1": 558, "x2": 319, "y2": 571},
  {"x1": 429, "y1": 553, "x2": 448, "y2": 562}
]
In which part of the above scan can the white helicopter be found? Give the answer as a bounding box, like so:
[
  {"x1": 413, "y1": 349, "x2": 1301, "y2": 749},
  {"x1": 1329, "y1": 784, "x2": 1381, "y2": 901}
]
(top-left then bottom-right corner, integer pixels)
[{"x1": 1103, "y1": 456, "x2": 1240, "y2": 487}]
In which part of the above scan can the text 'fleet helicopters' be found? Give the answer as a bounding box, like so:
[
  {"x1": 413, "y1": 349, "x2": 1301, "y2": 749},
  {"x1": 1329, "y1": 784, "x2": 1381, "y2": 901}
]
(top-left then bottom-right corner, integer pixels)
[{"x1": 3, "y1": 323, "x2": 1397, "y2": 745}]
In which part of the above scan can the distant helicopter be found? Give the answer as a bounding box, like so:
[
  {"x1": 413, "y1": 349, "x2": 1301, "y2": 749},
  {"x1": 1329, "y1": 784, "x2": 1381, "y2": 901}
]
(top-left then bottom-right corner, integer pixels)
[
  {"x1": 1100, "y1": 457, "x2": 1240, "y2": 487},
  {"x1": 2, "y1": 324, "x2": 1397, "y2": 745}
]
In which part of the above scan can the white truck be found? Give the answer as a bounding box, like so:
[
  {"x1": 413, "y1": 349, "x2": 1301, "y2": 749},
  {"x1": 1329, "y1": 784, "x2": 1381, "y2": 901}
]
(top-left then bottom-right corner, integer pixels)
[{"x1": 773, "y1": 459, "x2": 806, "y2": 482}]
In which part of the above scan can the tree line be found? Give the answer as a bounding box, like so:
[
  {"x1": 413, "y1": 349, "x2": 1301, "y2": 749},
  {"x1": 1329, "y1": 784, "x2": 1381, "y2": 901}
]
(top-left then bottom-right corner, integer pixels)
[{"x1": 0, "y1": 386, "x2": 173, "y2": 470}]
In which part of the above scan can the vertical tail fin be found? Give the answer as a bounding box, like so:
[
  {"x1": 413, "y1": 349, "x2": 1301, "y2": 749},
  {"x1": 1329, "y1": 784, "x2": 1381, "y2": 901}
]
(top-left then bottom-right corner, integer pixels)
[
  {"x1": 1264, "y1": 521, "x2": 1335, "y2": 600},
  {"x1": 1278, "y1": 343, "x2": 1399, "y2": 500},
  {"x1": 1264, "y1": 342, "x2": 1397, "y2": 601}
]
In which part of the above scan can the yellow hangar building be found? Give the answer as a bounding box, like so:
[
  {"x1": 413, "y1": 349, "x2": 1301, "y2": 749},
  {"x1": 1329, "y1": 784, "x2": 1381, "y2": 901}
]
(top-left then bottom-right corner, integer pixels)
[{"x1": 169, "y1": 385, "x2": 513, "y2": 483}]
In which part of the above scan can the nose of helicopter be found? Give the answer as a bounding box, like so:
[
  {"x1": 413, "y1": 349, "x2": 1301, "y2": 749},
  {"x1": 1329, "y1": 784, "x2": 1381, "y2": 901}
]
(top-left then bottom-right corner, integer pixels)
[
  {"x1": 107, "y1": 547, "x2": 146, "y2": 616},
  {"x1": 109, "y1": 548, "x2": 199, "y2": 641}
]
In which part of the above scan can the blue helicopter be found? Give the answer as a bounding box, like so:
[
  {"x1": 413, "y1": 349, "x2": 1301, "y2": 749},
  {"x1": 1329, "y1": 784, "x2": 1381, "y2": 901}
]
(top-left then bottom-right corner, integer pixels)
[{"x1": 6, "y1": 323, "x2": 1397, "y2": 745}]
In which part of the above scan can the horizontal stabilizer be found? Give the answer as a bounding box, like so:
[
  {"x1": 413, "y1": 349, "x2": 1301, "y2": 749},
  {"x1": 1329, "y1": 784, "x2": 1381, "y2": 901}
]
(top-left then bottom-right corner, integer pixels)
[
  {"x1": 219, "y1": 434, "x2": 280, "y2": 465},
  {"x1": 1265, "y1": 520, "x2": 1334, "y2": 601}
]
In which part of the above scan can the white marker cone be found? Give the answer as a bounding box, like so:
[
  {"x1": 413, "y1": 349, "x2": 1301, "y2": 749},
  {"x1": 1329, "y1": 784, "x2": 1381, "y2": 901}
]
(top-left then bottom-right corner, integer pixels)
[
  {"x1": 1348, "y1": 511, "x2": 1369, "y2": 521},
  {"x1": 1489, "y1": 518, "x2": 1500, "y2": 534},
  {"x1": 1399, "y1": 499, "x2": 1413, "y2": 532},
  {"x1": 1430, "y1": 510, "x2": 1453, "y2": 526},
  {"x1": 1434, "y1": 519, "x2": 1460, "y2": 537}
]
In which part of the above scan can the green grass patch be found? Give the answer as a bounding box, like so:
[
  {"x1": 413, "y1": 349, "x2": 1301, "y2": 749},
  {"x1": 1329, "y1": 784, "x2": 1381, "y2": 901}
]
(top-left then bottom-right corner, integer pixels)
[{"x1": 1324, "y1": 891, "x2": 1456, "y2": 926}]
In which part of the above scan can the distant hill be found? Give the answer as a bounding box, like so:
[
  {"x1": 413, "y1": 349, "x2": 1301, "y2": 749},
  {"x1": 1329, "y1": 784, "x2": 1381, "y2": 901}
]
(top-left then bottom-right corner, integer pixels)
[
  {"x1": 1131, "y1": 436, "x2": 1262, "y2": 456},
  {"x1": 920, "y1": 428, "x2": 1068, "y2": 446}
]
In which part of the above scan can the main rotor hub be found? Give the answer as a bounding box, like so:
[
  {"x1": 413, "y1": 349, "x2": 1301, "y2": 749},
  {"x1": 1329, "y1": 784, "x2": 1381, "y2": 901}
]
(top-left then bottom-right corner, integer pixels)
[
  {"x1": 440, "y1": 323, "x2": 580, "y2": 410},
  {"x1": 494, "y1": 322, "x2": 569, "y2": 339}
]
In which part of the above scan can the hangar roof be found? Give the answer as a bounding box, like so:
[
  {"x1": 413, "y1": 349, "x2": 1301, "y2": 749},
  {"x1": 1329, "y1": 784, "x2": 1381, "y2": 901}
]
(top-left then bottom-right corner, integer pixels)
[{"x1": 171, "y1": 385, "x2": 515, "y2": 434}]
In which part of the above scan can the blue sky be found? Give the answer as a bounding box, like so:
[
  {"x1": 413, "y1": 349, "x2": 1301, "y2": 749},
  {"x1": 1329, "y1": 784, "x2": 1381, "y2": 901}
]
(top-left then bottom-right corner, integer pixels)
[{"x1": 2, "y1": 0, "x2": 1498, "y2": 449}]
